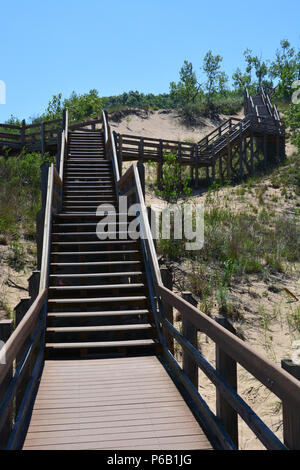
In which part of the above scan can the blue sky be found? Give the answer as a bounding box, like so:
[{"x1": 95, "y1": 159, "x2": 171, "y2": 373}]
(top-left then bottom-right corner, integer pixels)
[{"x1": 0, "y1": 0, "x2": 299, "y2": 122}]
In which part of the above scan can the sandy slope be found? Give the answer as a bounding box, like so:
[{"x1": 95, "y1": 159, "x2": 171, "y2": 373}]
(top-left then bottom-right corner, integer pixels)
[{"x1": 109, "y1": 108, "x2": 244, "y2": 142}]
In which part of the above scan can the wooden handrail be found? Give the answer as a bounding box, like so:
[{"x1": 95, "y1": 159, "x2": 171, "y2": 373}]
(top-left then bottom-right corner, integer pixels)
[
  {"x1": 158, "y1": 285, "x2": 300, "y2": 407},
  {"x1": 156, "y1": 284, "x2": 300, "y2": 449},
  {"x1": 102, "y1": 111, "x2": 120, "y2": 183},
  {"x1": 59, "y1": 130, "x2": 66, "y2": 181},
  {"x1": 39, "y1": 164, "x2": 62, "y2": 291},
  {"x1": 0, "y1": 287, "x2": 47, "y2": 448},
  {"x1": 0, "y1": 289, "x2": 47, "y2": 388}
]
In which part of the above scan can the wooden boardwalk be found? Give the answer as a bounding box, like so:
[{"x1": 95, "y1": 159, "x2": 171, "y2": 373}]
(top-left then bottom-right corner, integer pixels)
[{"x1": 23, "y1": 356, "x2": 212, "y2": 450}]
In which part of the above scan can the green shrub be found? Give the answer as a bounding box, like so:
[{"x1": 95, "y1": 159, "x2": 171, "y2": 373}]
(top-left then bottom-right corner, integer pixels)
[
  {"x1": 155, "y1": 152, "x2": 192, "y2": 202},
  {"x1": 7, "y1": 242, "x2": 26, "y2": 271}
]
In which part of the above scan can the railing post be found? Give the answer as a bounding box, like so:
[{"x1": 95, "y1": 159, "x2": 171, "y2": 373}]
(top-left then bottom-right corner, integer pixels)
[
  {"x1": 62, "y1": 109, "x2": 66, "y2": 131},
  {"x1": 239, "y1": 122, "x2": 243, "y2": 180},
  {"x1": 263, "y1": 120, "x2": 268, "y2": 169},
  {"x1": 147, "y1": 206, "x2": 157, "y2": 250},
  {"x1": 20, "y1": 119, "x2": 26, "y2": 148},
  {"x1": 40, "y1": 161, "x2": 51, "y2": 213},
  {"x1": 137, "y1": 162, "x2": 145, "y2": 199},
  {"x1": 157, "y1": 140, "x2": 163, "y2": 186},
  {"x1": 281, "y1": 359, "x2": 300, "y2": 449},
  {"x1": 195, "y1": 144, "x2": 199, "y2": 189},
  {"x1": 139, "y1": 137, "x2": 144, "y2": 163},
  {"x1": 212, "y1": 144, "x2": 216, "y2": 182},
  {"x1": 178, "y1": 142, "x2": 182, "y2": 165},
  {"x1": 226, "y1": 134, "x2": 231, "y2": 179},
  {"x1": 41, "y1": 122, "x2": 45, "y2": 159},
  {"x1": 215, "y1": 314, "x2": 238, "y2": 448},
  {"x1": 250, "y1": 127, "x2": 254, "y2": 174},
  {"x1": 0, "y1": 320, "x2": 14, "y2": 448},
  {"x1": 181, "y1": 292, "x2": 198, "y2": 389},
  {"x1": 160, "y1": 267, "x2": 174, "y2": 355},
  {"x1": 118, "y1": 134, "x2": 123, "y2": 177}
]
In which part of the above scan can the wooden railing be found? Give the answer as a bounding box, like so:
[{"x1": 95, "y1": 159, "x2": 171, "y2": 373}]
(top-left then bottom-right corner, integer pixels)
[
  {"x1": 156, "y1": 287, "x2": 300, "y2": 449},
  {"x1": 197, "y1": 117, "x2": 241, "y2": 154},
  {"x1": 68, "y1": 116, "x2": 103, "y2": 132},
  {"x1": 116, "y1": 133, "x2": 196, "y2": 164},
  {"x1": 0, "y1": 119, "x2": 62, "y2": 153}
]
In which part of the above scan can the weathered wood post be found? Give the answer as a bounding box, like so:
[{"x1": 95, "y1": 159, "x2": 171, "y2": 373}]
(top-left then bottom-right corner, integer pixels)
[
  {"x1": 139, "y1": 137, "x2": 144, "y2": 163},
  {"x1": 28, "y1": 271, "x2": 41, "y2": 301},
  {"x1": 147, "y1": 206, "x2": 157, "y2": 250},
  {"x1": 137, "y1": 162, "x2": 145, "y2": 199},
  {"x1": 0, "y1": 320, "x2": 14, "y2": 448},
  {"x1": 41, "y1": 122, "x2": 45, "y2": 159},
  {"x1": 160, "y1": 267, "x2": 174, "y2": 355},
  {"x1": 181, "y1": 292, "x2": 198, "y2": 389},
  {"x1": 239, "y1": 122, "x2": 243, "y2": 180},
  {"x1": 263, "y1": 120, "x2": 268, "y2": 170},
  {"x1": 118, "y1": 134, "x2": 123, "y2": 177},
  {"x1": 215, "y1": 315, "x2": 238, "y2": 448},
  {"x1": 219, "y1": 155, "x2": 223, "y2": 183},
  {"x1": 226, "y1": 134, "x2": 231, "y2": 179},
  {"x1": 178, "y1": 142, "x2": 182, "y2": 165},
  {"x1": 281, "y1": 359, "x2": 300, "y2": 449},
  {"x1": 250, "y1": 126, "x2": 254, "y2": 174},
  {"x1": 20, "y1": 119, "x2": 26, "y2": 148},
  {"x1": 276, "y1": 121, "x2": 280, "y2": 163},
  {"x1": 195, "y1": 144, "x2": 199, "y2": 189},
  {"x1": 212, "y1": 144, "x2": 216, "y2": 182},
  {"x1": 36, "y1": 161, "x2": 50, "y2": 269},
  {"x1": 157, "y1": 139, "x2": 163, "y2": 186}
]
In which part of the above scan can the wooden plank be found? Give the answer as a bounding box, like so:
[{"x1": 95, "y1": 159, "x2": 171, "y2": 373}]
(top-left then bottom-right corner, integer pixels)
[{"x1": 23, "y1": 433, "x2": 209, "y2": 450}]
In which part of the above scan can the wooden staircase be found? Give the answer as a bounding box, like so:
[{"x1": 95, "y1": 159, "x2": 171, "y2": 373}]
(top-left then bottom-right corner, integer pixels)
[{"x1": 45, "y1": 130, "x2": 157, "y2": 358}]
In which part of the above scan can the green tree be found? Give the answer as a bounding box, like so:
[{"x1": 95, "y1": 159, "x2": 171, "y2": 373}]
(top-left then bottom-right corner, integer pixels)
[
  {"x1": 155, "y1": 152, "x2": 192, "y2": 202},
  {"x1": 232, "y1": 67, "x2": 251, "y2": 92},
  {"x1": 243, "y1": 49, "x2": 269, "y2": 88},
  {"x1": 46, "y1": 93, "x2": 62, "y2": 119},
  {"x1": 285, "y1": 102, "x2": 300, "y2": 150},
  {"x1": 269, "y1": 39, "x2": 300, "y2": 100},
  {"x1": 202, "y1": 51, "x2": 225, "y2": 103},
  {"x1": 170, "y1": 60, "x2": 201, "y2": 106},
  {"x1": 63, "y1": 89, "x2": 104, "y2": 122}
]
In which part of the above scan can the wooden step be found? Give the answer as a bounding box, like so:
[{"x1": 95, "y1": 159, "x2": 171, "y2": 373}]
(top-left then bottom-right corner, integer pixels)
[
  {"x1": 48, "y1": 295, "x2": 146, "y2": 303},
  {"x1": 51, "y1": 240, "x2": 138, "y2": 246},
  {"x1": 50, "y1": 260, "x2": 141, "y2": 266},
  {"x1": 51, "y1": 248, "x2": 139, "y2": 254},
  {"x1": 53, "y1": 223, "x2": 132, "y2": 230},
  {"x1": 51, "y1": 231, "x2": 137, "y2": 238},
  {"x1": 46, "y1": 324, "x2": 152, "y2": 333},
  {"x1": 49, "y1": 283, "x2": 145, "y2": 291},
  {"x1": 45, "y1": 339, "x2": 155, "y2": 349},
  {"x1": 47, "y1": 309, "x2": 150, "y2": 318},
  {"x1": 49, "y1": 271, "x2": 143, "y2": 278}
]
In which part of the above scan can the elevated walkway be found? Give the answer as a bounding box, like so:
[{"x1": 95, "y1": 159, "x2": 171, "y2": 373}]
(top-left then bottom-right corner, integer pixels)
[{"x1": 23, "y1": 357, "x2": 212, "y2": 450}]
